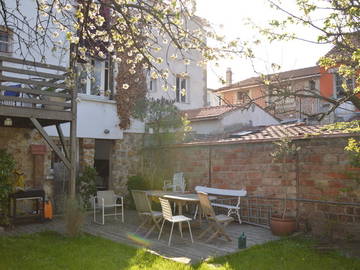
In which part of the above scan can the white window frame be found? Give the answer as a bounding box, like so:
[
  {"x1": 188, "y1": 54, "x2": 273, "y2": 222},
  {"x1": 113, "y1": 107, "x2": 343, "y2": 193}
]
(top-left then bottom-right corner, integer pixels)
[
  {"x1": 175, "y1": 75, "x2": 190, "y2": 104},
  {"x1": 148, "y1": 77, "x2": 157, "y2": 92},
  {"x1": 333, "y1": 72, "x2": 354, "y2": 99},
  {"x1": 78, "y1": 59, "x2": 111, "y2": 98},
  {"x1": 0, "y1": 26, "x2": 13, "y2": 54},
  {"x1": 236, "y1": 91, "x2": 249, "y2": 104}
]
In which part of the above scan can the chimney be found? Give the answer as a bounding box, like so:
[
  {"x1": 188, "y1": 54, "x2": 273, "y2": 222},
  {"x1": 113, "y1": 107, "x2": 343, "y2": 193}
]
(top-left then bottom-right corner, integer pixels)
[{"x1": 226, "y1": 67, "x2": 232, "y2": 86}]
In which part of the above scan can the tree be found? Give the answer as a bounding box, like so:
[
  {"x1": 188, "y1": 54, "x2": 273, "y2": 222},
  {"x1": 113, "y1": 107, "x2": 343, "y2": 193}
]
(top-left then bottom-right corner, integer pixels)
[
  {"x1": 0, "y1": 0, "x2": 242, "y2": 127},
  {"x1": 251, "y1": 0, "x2": 360, "y2": 121}
]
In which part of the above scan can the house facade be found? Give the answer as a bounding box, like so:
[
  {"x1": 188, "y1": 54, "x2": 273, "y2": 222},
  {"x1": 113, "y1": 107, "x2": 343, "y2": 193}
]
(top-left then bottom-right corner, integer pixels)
[
  {"x1": 213, "y1": 64, "x2": 357, "y2": 124},
  {"x1": 183, "y1": 104, "x2": 279, "y2": 136},
  {"x1": 0, "y1": 1, "x2": 207, "y2": 199}
]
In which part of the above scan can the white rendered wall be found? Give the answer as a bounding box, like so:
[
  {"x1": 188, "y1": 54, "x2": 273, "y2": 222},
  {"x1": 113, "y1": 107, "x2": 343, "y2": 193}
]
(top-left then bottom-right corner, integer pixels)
[
  {"x1": 221, "y1": 104, "x2": 279, "y2": 129},
  {"x1": 190, "y1": 104, "x2": 279, "y2": 135},
  {"x1": 2, "y1": 1, "x2": 69, "y2": 67}
]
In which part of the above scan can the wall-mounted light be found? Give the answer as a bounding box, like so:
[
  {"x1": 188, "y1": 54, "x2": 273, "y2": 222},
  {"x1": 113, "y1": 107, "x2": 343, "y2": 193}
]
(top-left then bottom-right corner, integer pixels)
[
  {"x1": 4, "y1": 118, "x2": 12, "y2": 126},
  {"x1": 104, "y1": 129, "x2": 110, "y2": 134}
]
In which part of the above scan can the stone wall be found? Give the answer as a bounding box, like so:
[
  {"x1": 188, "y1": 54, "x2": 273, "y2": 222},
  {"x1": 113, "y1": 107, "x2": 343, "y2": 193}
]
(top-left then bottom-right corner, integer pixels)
[
  {"x1": 79, "y1": 138, "x2": 95, "y2": 169},
  {"x1": 143, "y1": 136, "x2": 360, "y2": 239},
  {"x1": 110, "y1": 133, "x2": 144, "y2": 195},
  {"x1": 0, "y1": 127, "x2": 51, "y2": 188}
]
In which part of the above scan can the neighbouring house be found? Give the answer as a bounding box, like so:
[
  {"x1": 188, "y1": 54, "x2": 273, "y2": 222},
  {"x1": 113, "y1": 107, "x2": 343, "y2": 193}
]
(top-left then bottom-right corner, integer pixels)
[
  {"x1": 182, "y1": 103, "x2": 280, "y2": 136},
  {"x1": 213, "y1": 66, "x2": 323, "y2": 122},
  {"x1": 213, "y1": 44, "x2": 359, "y2": 124},
  {"x1": 0, "y1": 0, "x2": 207, "y2": 201}
]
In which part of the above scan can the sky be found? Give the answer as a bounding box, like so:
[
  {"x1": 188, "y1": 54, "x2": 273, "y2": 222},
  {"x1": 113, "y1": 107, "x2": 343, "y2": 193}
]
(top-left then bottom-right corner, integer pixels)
[{"x1": 196, "y1": 0, "x2": 333, "y2": 89}]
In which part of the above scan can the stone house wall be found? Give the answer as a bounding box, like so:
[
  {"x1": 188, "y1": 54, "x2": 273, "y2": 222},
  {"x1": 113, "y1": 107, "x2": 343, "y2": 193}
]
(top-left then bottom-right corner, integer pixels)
[
  {"x1": 110, "y1": 133, "x2": 144, "y2": 195},
  {"x1": 143, "y1": 136, "x2": 360, "y2": 239},
  {"x1": 0, "y1": 127, "x2": 52, "y2": 188}
]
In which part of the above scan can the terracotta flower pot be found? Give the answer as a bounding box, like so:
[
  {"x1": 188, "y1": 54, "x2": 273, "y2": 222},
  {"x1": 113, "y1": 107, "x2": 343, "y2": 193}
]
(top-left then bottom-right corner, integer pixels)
[{"x1": 270, "y1": 215, "x2": 296, "y2": 236}]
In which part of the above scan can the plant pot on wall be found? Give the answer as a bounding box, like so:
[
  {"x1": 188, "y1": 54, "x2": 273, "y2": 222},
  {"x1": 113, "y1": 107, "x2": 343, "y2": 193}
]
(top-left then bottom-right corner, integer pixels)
[{"x1": 270, "y1": 215, "x2": 296, "y2": 236}]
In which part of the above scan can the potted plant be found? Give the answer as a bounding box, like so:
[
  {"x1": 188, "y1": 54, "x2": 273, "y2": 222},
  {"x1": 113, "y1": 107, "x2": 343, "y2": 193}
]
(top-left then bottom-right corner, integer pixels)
[{"x1": 270, "y1": 136, "x2": 300, "y2": 236}]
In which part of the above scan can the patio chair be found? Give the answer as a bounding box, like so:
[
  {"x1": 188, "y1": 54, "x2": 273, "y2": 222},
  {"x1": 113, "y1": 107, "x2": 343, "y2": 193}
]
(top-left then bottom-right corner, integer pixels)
[
  {"x1": 93, "y1": 190, "x2": 124, "y2": 225},
  {"x1": 158, "y1": 197, "x2": 194, "y2": 246},
  {"x1": 131, "y1": 190, "x2": 163, "y2": 237},
  {"x1": 197, "y1": 191, "x2": 233, "y2": 242},
  {"x1": 163, "y1": 172, "x2": 186, "y2": 192}
]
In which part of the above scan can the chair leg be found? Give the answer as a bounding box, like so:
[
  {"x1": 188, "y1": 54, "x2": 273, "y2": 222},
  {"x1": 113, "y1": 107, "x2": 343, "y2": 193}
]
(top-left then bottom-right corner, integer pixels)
[
  {"x1": 135, "y1": 216, "x2": 149, "y2": 233},
  {"x1": 158, "y1": 219, "x2": 166, "y2": 240},
  {"x1": 93, "y1": 204, "x2": 96, "y2": 223},
  {"x1": 193, "y1": 205, "x2": 198, "y2": 219},
  {"x1": 168, "y1": 222, "x2": 175, "y2": 246},
  {"x1": 179, "y1": 222, "x2": 183, "y2": 238},
  {"x1": 207, "y1": 230, "x2": 220, "y2": 243},
  {"x1": 122, "y1": 205, "x2": 124, "y2": 223},
  {"x1": 198, "y1": 223, "x2": 213, "y2": 239},
  {"x1": 236, "y1": 209, "x2": 241, "y2": 224},
  {"x1": 187, "y1": 221, "x2": 194, "y2": 243},
  {"x1": 102, "y1": 204, "x2": 105, "y2": 225}
]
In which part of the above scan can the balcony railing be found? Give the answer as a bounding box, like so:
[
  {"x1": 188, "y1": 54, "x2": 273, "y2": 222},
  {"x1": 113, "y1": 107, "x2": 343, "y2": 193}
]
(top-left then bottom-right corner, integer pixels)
[{"x1": 0, "y1": 55, "x2": 72, "y2": 121}]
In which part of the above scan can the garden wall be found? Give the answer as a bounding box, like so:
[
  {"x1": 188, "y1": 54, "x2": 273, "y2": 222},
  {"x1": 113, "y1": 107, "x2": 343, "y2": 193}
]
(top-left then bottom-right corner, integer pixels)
[{"x1": 143, "y1": 136, "x2": 360, "y2": 240}]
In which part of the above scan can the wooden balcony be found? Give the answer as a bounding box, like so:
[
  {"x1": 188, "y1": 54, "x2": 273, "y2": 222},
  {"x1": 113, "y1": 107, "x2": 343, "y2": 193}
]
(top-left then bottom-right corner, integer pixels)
[
  {"x1": 0, "y1": 55, "x2": 77, "y2": 196},
  {"x1": 0, "y1": 55, "x2": 73, "y2": 128}
]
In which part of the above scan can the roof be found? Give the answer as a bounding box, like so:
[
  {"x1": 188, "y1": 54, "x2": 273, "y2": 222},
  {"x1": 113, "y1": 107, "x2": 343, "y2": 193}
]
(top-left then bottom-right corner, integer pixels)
[
  {"x1": 214, "y1": 66, "x2": 320, "y2": 92},
  {"x1": 181, "y1": 122, "x2": 356, "y2": 146},
  {"x1": 182, "y1": 105, "x2": 238, "y2": 121}
]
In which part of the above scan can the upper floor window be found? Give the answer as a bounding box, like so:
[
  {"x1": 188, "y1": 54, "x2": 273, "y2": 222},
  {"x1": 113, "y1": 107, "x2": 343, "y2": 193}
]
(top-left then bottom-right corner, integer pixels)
[
  {"x1": 78, "y1": 59, "x2": 112, "y2": 97},
  {"x1": 0, "y1": 26, "x2": 12, "y2": 54},
  {"x1": 334, "y1": 73, "x2": 354, "y2": 98},
  {"x1": 149, "y1": 78, "x2": 157, "y2": 92},
  {"x1": 176, "y1": 76, "x2": 189, "y2": 103},
  {"x1": 309, "y1": 80, "x2": 316, "y2": 90},
  {"x1": 236, "y1": 91, "x2": 249, "y2": 104}
]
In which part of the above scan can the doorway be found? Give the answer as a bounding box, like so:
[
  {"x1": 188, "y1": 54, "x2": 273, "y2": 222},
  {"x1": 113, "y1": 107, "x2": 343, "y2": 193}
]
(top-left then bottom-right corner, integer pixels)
[{"x1": 94, "y1": 139, "x2": 112, "y2": 190}]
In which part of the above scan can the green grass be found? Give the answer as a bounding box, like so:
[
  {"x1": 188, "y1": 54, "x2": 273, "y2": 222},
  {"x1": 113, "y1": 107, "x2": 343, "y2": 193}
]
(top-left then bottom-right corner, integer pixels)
[{"x1": 0, "y1": 231, "x2": 359, "y2": 270}]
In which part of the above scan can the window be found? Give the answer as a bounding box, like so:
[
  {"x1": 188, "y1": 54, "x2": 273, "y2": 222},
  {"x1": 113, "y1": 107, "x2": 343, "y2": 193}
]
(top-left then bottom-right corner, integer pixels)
[
  {"x1": 334, "y1": 73, "x2": 354, "y2": 98},
  {"x1": 0, "y1": 26, "x2": 12, "y2": 53},
  {"x1": 309, "y1": 80, "x2": 316, "y2": 90},
  {"x1": 236, "y1": 91, "x2": 249, "y2": 104},
  {"x1": 78, "y1": 59, "x2": 112, "y2": 97},
  {"x1": 149, "y1": 78, "x2": 157, "y2": 92},
  {"x1": 176, "y1": 76, "x2": 188, "y2": 103}
]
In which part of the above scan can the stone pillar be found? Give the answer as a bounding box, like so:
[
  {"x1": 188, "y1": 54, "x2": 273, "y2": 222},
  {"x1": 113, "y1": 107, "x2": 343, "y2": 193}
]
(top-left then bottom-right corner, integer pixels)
[
  {"x1": 30, "y1": 144, "x2": 47, "y2": 188},
  {"x1": 79, "y1": 138, "x2": 95, "y2": 170}
]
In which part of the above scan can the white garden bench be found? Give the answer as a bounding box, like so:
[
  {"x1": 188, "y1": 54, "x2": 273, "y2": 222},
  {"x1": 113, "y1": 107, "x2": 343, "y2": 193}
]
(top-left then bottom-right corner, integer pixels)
[{"x1": 195, "y1": 186, "x2": 247, "y2": 224}]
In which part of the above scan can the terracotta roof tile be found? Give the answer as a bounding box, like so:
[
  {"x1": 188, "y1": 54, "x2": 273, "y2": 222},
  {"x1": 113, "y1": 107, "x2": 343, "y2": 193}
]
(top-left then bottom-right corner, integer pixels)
[
  {"x1": 182, "y1": 105, "x2": 238, "y2": 121},
  {"x1": 214, "y1": 66, "x2": 320, "y2": 92},
  {"x1": 182, "y1": 122, "x2": 353, "y2": 146}
]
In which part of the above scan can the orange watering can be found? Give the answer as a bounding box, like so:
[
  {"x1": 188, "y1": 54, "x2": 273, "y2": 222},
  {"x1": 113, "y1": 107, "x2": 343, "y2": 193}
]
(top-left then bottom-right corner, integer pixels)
[{"x1": 44, "y1": 200, "x2": 53, "y2": 220}]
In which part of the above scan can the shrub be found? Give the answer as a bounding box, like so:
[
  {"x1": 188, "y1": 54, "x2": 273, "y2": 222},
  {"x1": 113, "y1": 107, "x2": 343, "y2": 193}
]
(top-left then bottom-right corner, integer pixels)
[
  {"x1": 64, "y1": 197, "x2": 86, "y2": 237},
  {"x1": 77, "y1": 166, "x2": 98, "y2": 209},
  {"x1": 0, "y1": 149, "x2": 16, "y2": 225}
]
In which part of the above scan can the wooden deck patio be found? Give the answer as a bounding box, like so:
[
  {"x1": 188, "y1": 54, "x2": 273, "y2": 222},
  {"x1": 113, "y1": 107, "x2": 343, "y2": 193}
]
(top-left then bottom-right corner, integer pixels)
[{"x1": 1, "y1": 210, "x2": 279, "y2": 264}]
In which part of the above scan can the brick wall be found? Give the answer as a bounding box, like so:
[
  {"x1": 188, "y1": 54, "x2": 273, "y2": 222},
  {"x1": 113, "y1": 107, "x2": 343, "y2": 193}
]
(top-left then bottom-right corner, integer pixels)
[{"x1": 144, "y1": 136, "x2": 360, "y2": 239}]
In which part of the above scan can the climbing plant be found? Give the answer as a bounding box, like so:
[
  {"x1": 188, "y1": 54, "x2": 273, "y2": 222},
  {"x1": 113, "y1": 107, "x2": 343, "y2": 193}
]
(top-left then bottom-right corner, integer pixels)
[{"x1": 77, "y1": 166, "x2": 98, "y2": 209}]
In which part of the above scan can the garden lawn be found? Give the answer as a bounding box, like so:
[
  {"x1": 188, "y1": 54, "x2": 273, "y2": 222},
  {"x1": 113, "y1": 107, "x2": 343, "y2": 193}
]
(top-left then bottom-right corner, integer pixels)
[{"x1": 0, "y1": 231, "x2": 359, "y2": 270}]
